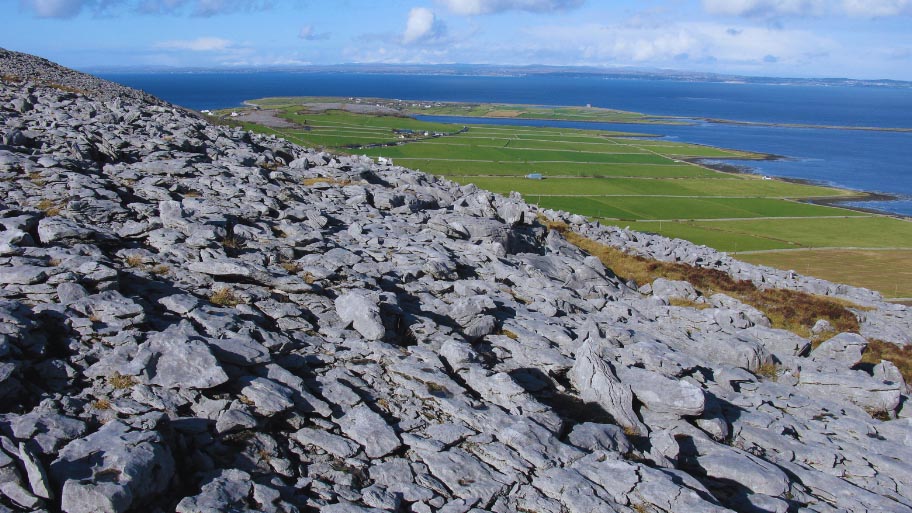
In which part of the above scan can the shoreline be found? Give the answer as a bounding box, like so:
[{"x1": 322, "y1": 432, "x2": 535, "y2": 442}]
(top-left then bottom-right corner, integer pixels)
[
  {"x1": 698, "y1": 117, "x2": 912, "y2": 133},
  {"x1": 694, "y1": 158, "x2": 911, "y2": 220}
]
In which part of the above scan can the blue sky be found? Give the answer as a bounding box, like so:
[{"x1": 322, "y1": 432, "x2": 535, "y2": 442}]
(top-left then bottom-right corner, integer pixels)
[{"x1": 4, "y1": 0, "x2": 912, "y2": 80}]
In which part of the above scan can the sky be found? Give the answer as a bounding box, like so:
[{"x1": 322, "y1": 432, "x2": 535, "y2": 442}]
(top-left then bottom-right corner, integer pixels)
[{"x1": 3, "y1": 0, "x2": 912, "y2": 80}]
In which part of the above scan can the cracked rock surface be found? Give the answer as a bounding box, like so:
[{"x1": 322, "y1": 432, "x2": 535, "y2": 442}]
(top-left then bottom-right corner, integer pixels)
[{"x1": 1, "y1": 47, "x2": 912, "y2": 513}]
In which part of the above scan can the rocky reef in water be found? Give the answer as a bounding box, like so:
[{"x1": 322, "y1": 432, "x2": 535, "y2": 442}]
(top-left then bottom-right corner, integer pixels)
[{"x1": 1, "y1": 47, "x2": 911, "y2": 513}]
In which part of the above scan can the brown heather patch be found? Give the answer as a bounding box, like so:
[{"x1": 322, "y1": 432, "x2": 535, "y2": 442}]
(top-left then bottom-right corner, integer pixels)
[
  {"x1": 1, "y1": 74, "x2": 23, "y2": 83},
  {"x1": 862, "y1": 339, "x2": 912, "y2": 385},
  {"x1": 540, "y1": 217, "x2": 860, "y2": 340},
  {"x1": 302, "y1": 176, "x2": 352, "y2": 187}
]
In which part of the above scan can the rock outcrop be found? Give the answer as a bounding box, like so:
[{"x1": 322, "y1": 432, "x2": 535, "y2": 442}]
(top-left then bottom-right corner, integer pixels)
[{"x1": 1, "y1": 47, "x2": 911, "y2": 513}]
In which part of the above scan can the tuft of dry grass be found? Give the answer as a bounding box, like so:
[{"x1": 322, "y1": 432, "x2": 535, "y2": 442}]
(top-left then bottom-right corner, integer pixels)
[
  {"x1": 541, "y1": 217, "x2": 860, "y2": 340},
  {"x1": 668, "y1": 297, "x2": 712, "y2": 310},
  {"x1": 220, "y1": 234, "x2": 244, "y2": 250},
  {"x1": 302, "y1": 176, "x2": 352, "y2": 187},
  {"x1": 45, "y1": 82, "x2": 85, "y2": 95},
  {"x1": 861, "y1": 339, "x2": 912, "y2": 385},
  {"x1": 755, "y1": 362, "x2": 779, "y2": 380},
  {"x1": 36, "y1": 199, "x2": 62, "y2": 216},
  {"x1": 151, "y1": 264, "x2": 170, "y2": 275},
  {"x1": 108, "y1": 372, "x2": 137, "y2": 389},
  {"x1": 124, "y1": 255, "x2": 144, "y2": 268},
  {"x1": 1, "y1": 74, "x2": 23, "y2": 83},
  {"x1": 280, "y1": 260, "x2": 301, "y2": 273},
  {"x1": 498, "y1": 329, "x2": 519, "y2": 340},
  {"x1": 28, "y1": 171, "x2": 45, "y2": 185},
  {"x1": 302, "y1": 272, "x2": 317, "y2": 285},
  {"x1": 92, "y1": 398, "x2": 111, "y2": 410},
  {"x1": 210, "y1": 287, "x2": 242, "y2": 307},
  {"x1": 623, "y1": 425, "x2": 640, "y2": 438},
  {"x1": 631, "y1": 503, "x2": 650, "y2": 513}
]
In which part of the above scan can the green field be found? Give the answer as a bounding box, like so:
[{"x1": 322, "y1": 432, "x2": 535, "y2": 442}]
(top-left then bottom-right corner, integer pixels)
[
  {"x1": 626, "y1": 217, "x2": 912, "y2": 252},
  {"x1": 247, "y1": 96, "x2": 689, "y2": 125},
  {"x1": 223, "y1": 99, "x2": 912, "y2": 299}
]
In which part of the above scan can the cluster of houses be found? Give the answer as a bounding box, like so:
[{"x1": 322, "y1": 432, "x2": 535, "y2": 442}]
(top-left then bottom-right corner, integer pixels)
[{"x1": 392, "y1": 128, "x2": 446, "y2": 140}]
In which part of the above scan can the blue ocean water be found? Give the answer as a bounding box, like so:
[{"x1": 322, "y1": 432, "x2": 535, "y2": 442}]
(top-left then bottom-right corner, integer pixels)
[{"x1": 98, "y1": 71, "x2": 912, "y2": 215}]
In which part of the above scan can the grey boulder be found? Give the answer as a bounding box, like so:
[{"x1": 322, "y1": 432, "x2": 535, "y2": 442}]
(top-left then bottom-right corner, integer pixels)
[{"x1": 50, "y1": 421, "x2": 174, "y2": 513}]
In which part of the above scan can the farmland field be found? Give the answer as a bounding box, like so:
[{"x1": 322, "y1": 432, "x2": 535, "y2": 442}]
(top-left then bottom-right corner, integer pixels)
[{"x1": 226, "y1": 99, "x2": 912, "y2": 299}]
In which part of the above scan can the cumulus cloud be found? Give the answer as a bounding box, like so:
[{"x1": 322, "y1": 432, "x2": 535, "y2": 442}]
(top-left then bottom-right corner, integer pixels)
[
  {"x1": 437, "y1": 0, "x2": 583, "y2": 15},
  {"x1": 155, "y1": 36, "x2": 233, "y2": 51},
  {"x1": 703, "y1": 0, "x2": 912, "y2": 18},
  {"x1": 518, "y1": 21, "x2": 835, "y2": 69},
  {"x1": 298, "y1": 25, "x2": 330, "y2": 41},
  {"x1": 403, "y1": 7, "x2": 448, "y2": 44}
]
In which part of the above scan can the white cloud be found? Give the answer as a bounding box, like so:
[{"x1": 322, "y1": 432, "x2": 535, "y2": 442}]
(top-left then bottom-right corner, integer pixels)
[
  {"x1": 190, "y1": 0, "x2": 269, "y2": 17},
  {"x1": 155, "y1": 36, "x2": 233, "y2": 51},
  {"x1": 403, "y1": 7, "x2": 447, "y2": 44},
  {"x1": 702, "y1": 0, "x2": 825, "y2": 18},
  {"x1": 842, "y1": 0, "x2": 912, "y2": 17},
  {"x1": 19, "y1": 0, "x2": 121, "y2": 18},
  {"x1": 299, "y1": 25, "x2": 330, "y2": 41},
  {"x1": 23, "y1": 0, "x2": 272, "y2": 17},
  {"x1": 703, "y1": 0, "x2": 912, "y2": 18},
  {"x1": 437, "y1": 0, "x2": 583, "y2": 15},
  {"x1": 518, "y1": 21, "x2": 835, "y2": 69}
]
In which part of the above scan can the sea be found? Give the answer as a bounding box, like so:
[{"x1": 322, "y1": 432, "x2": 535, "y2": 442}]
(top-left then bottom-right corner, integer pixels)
[{"x1": 97, "y1": 71, "x2": 912, "y2": 216}]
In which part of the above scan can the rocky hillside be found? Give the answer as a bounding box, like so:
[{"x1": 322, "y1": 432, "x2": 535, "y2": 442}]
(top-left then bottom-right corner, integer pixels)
[{"x1": 0, "y1": 48, "x2": 911, "y2": 513}]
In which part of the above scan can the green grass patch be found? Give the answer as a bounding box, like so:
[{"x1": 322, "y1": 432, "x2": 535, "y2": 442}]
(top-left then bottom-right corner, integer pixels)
[
  {"x1": 361, "y1": 143, "x2": 677, "y2": 164},
  {"x1": 457, "y1": 176, "x2": 852, "y2": 199},
  {"x1": 385, "y1": 160, "x2": 714, "y2": 178},
  {"x1": 535, "y1": 196, "x2": 857, "y2": 221},
  {"x1": 625, "y1": 217, "x2": 912, "y2": 252}
]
